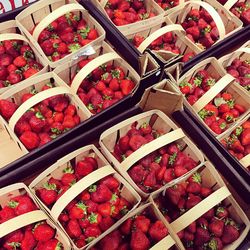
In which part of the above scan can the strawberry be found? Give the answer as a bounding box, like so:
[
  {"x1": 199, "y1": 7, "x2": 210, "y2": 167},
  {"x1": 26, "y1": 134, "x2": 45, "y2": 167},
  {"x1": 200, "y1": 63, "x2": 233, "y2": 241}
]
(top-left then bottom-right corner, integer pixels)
[
  {"x1": 33, "y1": 223, "x2": 55, "y2": 242},
  {"x1": 186, "y1": 182, "x2": 201, "y2": 194},
  {"x1": 41, "y1": 40, "x2": 54, "y2": 56},
  {"x1": 37, "y1": 182, "x2": 58, "y2": 206},
  {"x1": 84, "y1": 225, "x2": 101, "y2": 239},
  {"x1": 128, "y1": 165, "x2": 147, "y2": 183},
  {"x1": 201, "y1": 187, "x2": 212, "y2": 197},
  {"x1": 221, "y1": 224, "x2": 240, "y2": 244},
  {"x1": 144, "y1": 171, "x2": 157, "y2": 188},
  {"x1": 149, "y1": 220, "x2": 168, "y2": 242},
  {"x1": 186, "y1": 26, "x2": 200, "y2": 40},
  {"x1": 120, "y1": 79, "x2": 135, "y2": 95},
  {"x1": 29, "y1": 113, "x2": 46, "y2": 133},
  {"x1": 0, "y1": 99, "x2": 18, "y2": 120},
  {"x1": 75, "y1": 160, "x2": 95, "y2": 179},
  {"x1": 99, "y1": 216, "x2": 115, "y2": 232},
  {"x1": 20, "y1": 131, "x2": 40, "y2": 150},
  {"x1": 182, "y1": 52, "x2": 195, "y2": 63},
  {"x1": 98, "y1": 230, "x2": 122, "y2": 250},
  {"x1": 0, "y1": 54, "x2": 13, "y2": 67},
  {"x1": 88, "y1": 212, "x2": 102, "y2": 226},
  {"x1": 174, "y1": 165, "x2": 188, "y2": 177},
  {"x1": 99, "y1": 176, "x2": 119, "y2": 191},
  {"x1": 61, "y1": 167, "x2": 76, "y2": 186},
  {"x1": 0, "y1": 66, "x2": 8, "y2": 80},
  {"x1": 209, "y1": 218, "x2": 224, "y2": 237},
  {"x1": 186, "y1": 195, "x2": 202, "y2": 209},
  {"x1": 133, "y1": 215, "x2": 151, "y2": 233},
  {"x1": 241, "y1": 128, "x2": 250, "y2": 146},
  {"x1": 66, "y1": 219, "x2": 82, "y2": 238},
  {"x1": 69, "y1": 202, "x2": 87, "y2": 219},
  {"x1": 20, "y1": 230, "x2": 37, "y2": 250},
  {"x1": 129, "y1": 134, "x2": 147, "y2": 151},
  {"x1": 7, "y1": 71, "x2": 22, "y2": 84},
  {"x1": 90, "y1": 184, "x2": 113, "y2": 203},
  {"x1": 194, "y1": 227, "x2": 210, "y2": 246},
  {"x1": 208, "y1": 237, "x2": 223, "y2": 250},
  {"x1": 216, "y1": 206, "x2": 228, "y2": 219},
  {"x1": 0, "y1": 206, "x2": 15, "y2": 223},
  {"x1": 13, "y1": 56, "x2": 27, "y2": 67},
  {"x1": 42, "y1": 239, "x2": 63, "y2": 250},
  {"x1": 130, "y1": 230, "x2": 150, "y2": 250},
  {"x1": 23, "y1": 68, "x2": 39, "y2": 79}
]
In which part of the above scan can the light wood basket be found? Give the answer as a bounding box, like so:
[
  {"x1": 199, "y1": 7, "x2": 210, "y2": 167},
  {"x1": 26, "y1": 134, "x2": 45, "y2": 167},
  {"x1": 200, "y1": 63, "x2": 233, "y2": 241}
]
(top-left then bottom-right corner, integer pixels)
[
  {"x1": 218, "y1": 112, "x2": 250, "y2": 170},
  {"x1": 15, "y1": 0, "x2": 105, "y2": 68},
  {"x1": 87, "y1": 202, "x2": 182, "y2": 250},
  {"x1": 126, "y1": 23, "x2": 201, "y2": 65},
  {"x1": 149, "y1": 161, "x2": 250, "y2": 250},
  {"x1": 54, "y1": 43, "x2": 141, "y2": 117},
  {"x1": 0, "y1": 72, "x2": 91, "y2": 152},
  {"x1": 0, "y1": 183, "x2": 71, "y2": 249},
  {"x1": 165, "y1": 0, "x2": 243, "y2": 51},
  {"x1": 92, "y1": 0, "x2": 165, "y2": 36},
  {"x1": 99, "y1": 109, "x2": 204, "y2": 198},
  {"x1": 0, "y1": 20, "x2": 48, "y2": 94},
  {"x1": 29, "y1": 145, "x2": 141, "y2": 250}
]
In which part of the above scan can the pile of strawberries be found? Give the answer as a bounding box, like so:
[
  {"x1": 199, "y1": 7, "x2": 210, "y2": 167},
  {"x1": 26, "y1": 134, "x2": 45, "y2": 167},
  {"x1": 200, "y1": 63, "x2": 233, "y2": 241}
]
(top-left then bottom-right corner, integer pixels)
[
  {"x1": 91, "y1": 207, "x2": 169, "y2": 250},
  {"x1": 0, "y1": 83, "x2": 81, "y2": 150},
  {"x1": 131, "y1": 33, "x2": 195, "y2": 62},
  {"x1": 32, "y1": 12, "x2": 99, "y2": 62},
  {"x1": 155, "y1": 172, "x2": 242, "y2": 249},
  {"x1": 74, "y1": 58, "x2": 136, "y2": 114},
  {"x1": 181, "y1": 8, "x2": 219, "y2": 49},
  {"x1": 104, "y1": 0, "x2": 156, "y2": 26},
  {"x1": 198, "y1": 92, "x2": 246, "y2": 134},
  {"x1": 226, "y1": 58, "x2": 250, "y2": 91},
  {"x1": 221, "y1": 118, "x2": 250, "y2": 166},
  {"x1": 36, "y1": 160, "x2": 133, "y2": 248},
  {"x1": 112, "y1": 121, "x2": 198, "y2": 193},
  {"x1": 179, "y1": 69, "x2": 217, "y2": 105},
  {"x1": 230, "y1": 1, "x2": 250, "y2": 25},
  {"x1": 0, "y1": 39, "x2": 43, "y2": 88},
  {"x1": 0, "y1": 193, "x2": 64, "y2": 250},
  {"x1": 154, "y1": 0, "x2": 179, "y2": 11}
]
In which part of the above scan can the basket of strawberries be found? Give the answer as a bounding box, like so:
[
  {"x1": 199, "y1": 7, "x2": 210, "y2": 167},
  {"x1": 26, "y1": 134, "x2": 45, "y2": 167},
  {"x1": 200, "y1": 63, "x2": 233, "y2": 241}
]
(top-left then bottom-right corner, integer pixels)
[
  {"x1": 88, "y1": 203, "x2": 179, "y2": 250},
  {"x1": 0, "y1": 20, "x2": 48, "y2": 94},
  {"x1": 0, "y1": 183, "x2": 70, "y2": 249},
  {"x1": 54, "y1": 49, "x2": 140, "y2": 115},
  {"x1": 93, "y1": 0, "x2": 165, "y2": 36},
  {"x1": 219, "y1": 113, "x2": 250, "y2": 171},
  {"x1": 15, "y1": 0, "x2": 105, "y2": 68},
  {"x1": 0, "y1": 72, "x2": 90, "y2": 152},
  {"x1": 165, "y1": 0, "x2": 242, "y2": 50},
  {"x1": 149, "y1": 161, "x2": 250, "y2": 250},
  {"x1": 222, "y1": 0, "x2": 250, "y2": 25},
  {"x1": 29, "y1": 144, "x2": 141, "y2": 249},
  {"x1": 127, "y1": 23, "x2": 200, "y2": 65},
  {"x1": 218, "y1": 42, "x2": 250, "y2": 93},
  {"x1": 99, "y1": 110, "x2": 204, "y2": 197},
  {"x1": 154, "y1": 0, "x2": 184, "y2": 14}
]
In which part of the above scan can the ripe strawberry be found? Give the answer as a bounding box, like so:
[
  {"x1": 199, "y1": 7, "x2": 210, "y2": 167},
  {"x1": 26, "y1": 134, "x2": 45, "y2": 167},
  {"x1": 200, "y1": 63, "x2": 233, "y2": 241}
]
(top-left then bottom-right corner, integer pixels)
[
  {"x1": 69, "y1": 202, "x2": 87, "y2": 219},
  {"x1": 130, "y1": 230, "x2": 150, "y2": 250},
  {"x1": 201, "y1": 187, "x2": 212, "y2": 197},
  {"x1": 207, "y1": 237, "x2": 223, "y2": 250},
  {"x1": 97, "y1": 230, "x2": 121, "y2": 250},
  {"x1": 66, "y1": 219, "x2": 82, "y2": 238},
  {"x1": 133, "y1": 215, "x2": 151, "y2": 233},
  {"x1": 33, "y1": 223, "x2": 55, "y2": 242},
  {"x1": 0, "y1": 66, "x2": 8, "y2": 80},
  {"x1": 13, "y1": 56, "x2": 27, "y2": 67},
  {"x1": 61, "y1": 167, "x2": 76, "y2": 186},
  {"x1": 194, "y1": 227, "x2": 210, "y2": 246},
  {"x1": 0, "y1": 99, "x2": 18, "y2": 120},
  {"x1": 75, "y1": 160, "x2": 95, "y2": 179},
  {"x1": 221, "y1": 224, "x2": 240, "y2": 244},
  {"x1": 42, "y1": 239, "x2": 63, "y2": 250},
  {"x1": 120, "y1": 79, "x2": 135, "y2": 95},
  {"x1": 128, "y1": 164, "x2": 147, "y2": 183},
  {"x1": 84, "y1": 225, "x2": 101, "y2": 239},
  {"x1": 41, "y1": 40, "x2": 54, "y2": 56},
  {"x1": 0, "y1": 54, "x2": 13, "y2": 67},
  {"x1": 0, "y1": 206, "x2": 15, "y2": 223},
  {"x1": 88, "y1": 212, "x2": 102, "y2": 226},
  {"x1": 20, "y1": 131, "x2": 40, "y2": 150},
  {"x1": 209, "y1": 218, "x2": 224, "y2": 237},
  {"x1": 23, "y1": 68, "x2": 39, "y2": 79},
  {"x1": 90, "y1": 184, "x2": 112, "y2": 203},
  {"x1": 149, "y1": 220, "x2": 168, "y2": 241},
  {"x1": 186, "y1": 195, "x2": 202, "y2": 209},
  {"x1": 216, "y1": 206, "x2": 228, "y2": 219},
  {"x1": 144, "y1": 171, "x2": 157, "y2": 188},
  {"x1": 99, "y1": 176, "x2": 119, "y2": 191},
  {"x1": 37, "y1": 182, "x2": 58, "y2": 206},
  {"x1": 20, "y1": 229, "x2": 37, "y2": 250},
  {"x1": 129, "y1": 134, "x2": 147, "y2": 151}
]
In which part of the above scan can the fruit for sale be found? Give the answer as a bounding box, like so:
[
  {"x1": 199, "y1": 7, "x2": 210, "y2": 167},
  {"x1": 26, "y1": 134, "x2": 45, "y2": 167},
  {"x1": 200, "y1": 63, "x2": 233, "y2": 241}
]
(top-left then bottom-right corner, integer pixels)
[
  {"x1": 180, "y1": 8, "x2": 220, "y2": 49},
  {"x1": 0, "y1": 221, "x2": 64, "y2": 250},
  {"x1": 154, "y1": 171, "x2": 242, "y2": 249},
  {"x1": 104, "y1": 0, "x2": 156, "y2": 26},
  {"x1": 197, "y1": 91, "x2": 246, "y2": 135},
  {"x1": 112, "y1": 122, "x2": 199, "y2": 193},
  {"x1": 73, "y1": 59, "x2": 136, "y2": 114},
  {"x1": 226, "y1": 57, "x2": 250, "y2": 91},
  {"x1": 221, "y1": 118, "x2": 250, "y2": 169},
  {"x1": 154, "y1": 0, "x2": 179, "y2": 11},
  {"x1": 230, "y1": 1, "x2": 250, "y2": 25},
  {"x1": 0, "y1": 83, "x2": 81, "y2": 150},
  {"x1": 31, "y1": 12, "x2": 99, "y2": 62},
  {"x1": 93, "y1": 206, "x2": 169, "y2": 250},
  {"x1": 0, "y1": 40, "x2": 43, "y2": 89}
]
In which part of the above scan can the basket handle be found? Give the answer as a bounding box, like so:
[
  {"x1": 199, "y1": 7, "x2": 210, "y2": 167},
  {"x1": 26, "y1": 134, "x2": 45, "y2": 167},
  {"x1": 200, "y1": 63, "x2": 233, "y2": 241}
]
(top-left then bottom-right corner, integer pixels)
[
  {"x1": 32, "y1": 3, "x2": 85, "y2": 41},
  {"x1": 8, "y1": 87, "x2": 71, "y2": 131},
  {"x1": 170, "y1": 186, "x2": 231, "y2": 233},
  {"x1": 120, "y1": 128, "x2": 186, "y2": 172},
  {"x1": 70, "y1": 52, "x2": 121, "y2": 94},
  {"x1": 192, "y1": 74, "x2": 235, "y2": 112},
  {"x1": 150, "y1": 235, "x2": 176, "y2": 249},
  {"x1": 224, "y1": 0, "x2": 239, "y2": 10},
  {"x1": 137, "y1": 24, "x2": 185, "y2": 53},
  {"x1": 171, "y1": 1, "x2": 226, "y2": 40},
  {"x1": 51, "y1": 165, "x2": 115, "y2": 219},
  {"x1": 0, "y1": 33, "x2": 29, "y2": 43},
  {"x1": 239, "y1": 154, "x2": 250, "y2": 169},
  {"x1": 0, "y1": 210, "x2": 47, "y2": 238}
]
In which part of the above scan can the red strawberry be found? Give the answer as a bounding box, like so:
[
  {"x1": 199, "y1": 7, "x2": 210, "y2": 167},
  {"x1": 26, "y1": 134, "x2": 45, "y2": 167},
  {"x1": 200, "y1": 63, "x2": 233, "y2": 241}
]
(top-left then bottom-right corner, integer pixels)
[
  {"x1": 216, "y1": 207, "x2": 228, "y2": 219},
  {"x1": 69, "y1": 202, "x2": 88, "y2": 219},
  {"x1": 99, "y1": 216, "x2": 115, "y2": 232},
  {"x1": 13, "y1": 56, "x2": 27, "y2": 67},
  {"x1": 8, "y1": 195, "x2": 36, "y2": 215},
  {"x1": 130, "y1": 230, "x2": 150, "y2": 250},
  {"x1": 3, "y1": 230, "x2": 24, "y2": 249},
  {"x1": 186, "y1": 182, "x2": 201, "y2": 194},
  {"x1": 20, "y1": 131, "x2": 40, "y2": 150},
  {"x1": 41, "y1": 40, "x2": 54, "y2": 56},
  {"x1": 174, "y1": 165, "x2": 188, "y2": 177},
  {"x1": 98, "y1": 230, "x2": 121, "y2": 250},
  {"x1": 209, "y1": 218, "x2": 224, "y2": 237},
  {"x1": 221, "y1": 224, "x2": 240, "y2": 244},
  {"x1": 37, "y1": 182, "x2": 58, "y2": 206},
  {"x1": 99, "y1": 176, "x2": 119, "y2": 191},
  {"x1": 187, "y1": 221, "x2": 196, "y2": 233},
  {"x1": 133, "y1": 215, "x2": 151, "y2": 233},
  {"x1": 84, "y1": 225, "x2": 101, "y2": 239},
  {"x1": 0, "y1": 66, "x2": 8, "y2": 80},
  {"x1": 88, "y1": 212, "x2": 102, "y2": 226},
  {"x1": 119, "y1": 135, "x2": 130, "y2": 152},
  {"x1": 7, "y1": 71, "x2": 22, "y2": 84},
  {"x1": 90, "y1": 184, "x2": 113, "y2": 203},
  {"x1": 164, "y1": 168, "x2": 175, "y2": 183},
  {"x1": 144, "y1": 171, "x2": 156, "y2": 188},
  {"x1": 120, "y1": 218, "x2": 133, "y2": 235},
  {"x1": 75, "y1": 160, "x2": 95, "y2": 179},
  {"x1": 120, "y1": 79, "x2": 135, "y2": 95},
  {"x1": 0, "y1": 206, "x2": 15, "y2": 223},
  {"x1": 33, "y1": 223, "x2": 55, "y2": 242},
  {"x1": 186, "y1": 26, "x2": 200, "y2": 40},
  {"x1": 186, "y1": 195, "x2": 202, "y2": 209},
  {"x1": 201, "y1": 187, "x2": 212, "y2": 197},
  {"x1": 0, "y1": 54, "x2": 13, "y2": 67},
  {"x1": 0, "y1": 99, "x2": 18, "y2": 120},
  {"x1": 194, "y1": 227, "x2": 210, "y2": 246},
  {"x1": 20, "y1": 230, "x2": 37, "y2": 250},
  {"x1": 61, "y1": 167, "x2": 76, "y2": 186},
  {"x1": 149, "y1": 220, "x2": 168, "y2": 241},
  {"x1": 207, "y1": 237, "x2": 223, "y2": 250},
  {"x1": 66, "y1": 219, "x2": 82, "y2": 238},
  {"x1": 128, "y1": 164, "x2": 147, "y2": 183},
  {"x1": 129, "y1": 134, "x2": 147, "y2": 151},
  {"x1": 42, "y1": 239, "x2": 63, "y2": 250}
]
